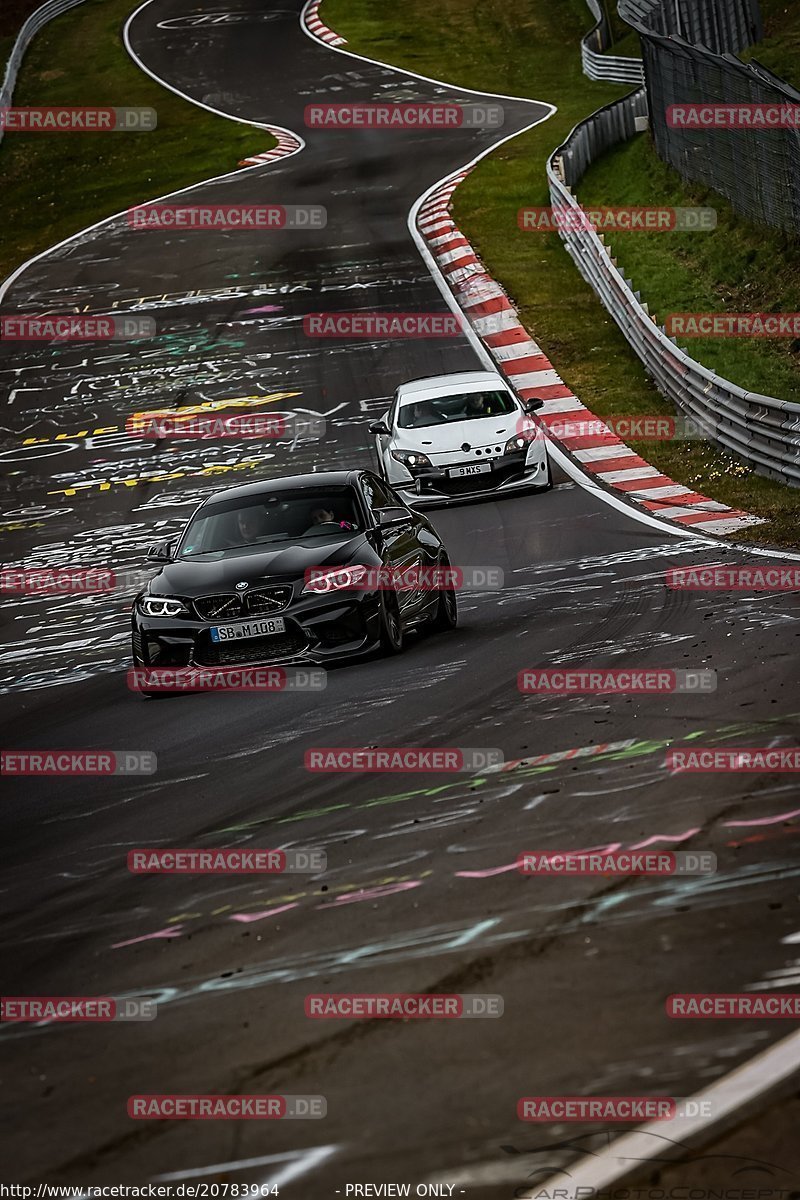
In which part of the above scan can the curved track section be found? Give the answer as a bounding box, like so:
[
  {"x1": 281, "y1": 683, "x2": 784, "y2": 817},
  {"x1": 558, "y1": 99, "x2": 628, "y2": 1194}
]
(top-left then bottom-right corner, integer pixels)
[{"x1": 2, "y1": 0, "x2": 800, "y2": 1192}]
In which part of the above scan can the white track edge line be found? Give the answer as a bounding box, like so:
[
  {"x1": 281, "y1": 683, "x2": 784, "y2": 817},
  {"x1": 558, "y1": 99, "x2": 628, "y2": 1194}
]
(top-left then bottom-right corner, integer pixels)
[
  {"x1": 535, "y1": 1027, "x2": 800, "y2": 1198},
  {"x1": 0, "y1": 0, "x2": 305, "y2": 302}
]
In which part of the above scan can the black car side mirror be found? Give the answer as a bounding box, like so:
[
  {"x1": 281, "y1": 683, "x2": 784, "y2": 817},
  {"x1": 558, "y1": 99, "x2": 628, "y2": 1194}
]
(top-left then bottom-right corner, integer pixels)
[
  {"x1": 369, "y1": 420, "x2": 390, "y2": 435},
  {"x1": 376, "y1": 507, "x2": 408, "y2": 529},
  {"x1": 524, "y1": 397, "x2": 544, "y2": 413},
  {"x1": 146, "y1": 539, "x2": 176, "y2": 563}
]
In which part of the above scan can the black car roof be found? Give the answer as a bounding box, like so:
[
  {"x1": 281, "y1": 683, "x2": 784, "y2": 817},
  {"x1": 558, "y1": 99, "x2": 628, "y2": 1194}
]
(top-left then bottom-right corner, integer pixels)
[{"x1": 198, "y1": 471, "x2": 366, "y2": 506}]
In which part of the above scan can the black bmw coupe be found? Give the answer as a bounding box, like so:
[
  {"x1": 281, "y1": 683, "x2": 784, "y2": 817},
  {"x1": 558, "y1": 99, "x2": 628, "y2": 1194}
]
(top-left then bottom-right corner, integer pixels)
[{"x1": 131, "y1": 470, "x2": 457, "y2": 683}]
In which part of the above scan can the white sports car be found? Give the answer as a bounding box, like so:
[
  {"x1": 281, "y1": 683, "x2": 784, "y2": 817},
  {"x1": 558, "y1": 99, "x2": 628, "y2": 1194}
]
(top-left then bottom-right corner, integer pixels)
[{"x1": 370, "y1": 370, "x2": 550, "y2": 505}]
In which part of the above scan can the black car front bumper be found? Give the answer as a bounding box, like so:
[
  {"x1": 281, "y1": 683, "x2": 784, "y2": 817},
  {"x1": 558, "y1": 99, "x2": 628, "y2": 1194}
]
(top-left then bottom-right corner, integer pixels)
[{"x1": 132, "y1": 588, "x2": 386, "y2": 671}]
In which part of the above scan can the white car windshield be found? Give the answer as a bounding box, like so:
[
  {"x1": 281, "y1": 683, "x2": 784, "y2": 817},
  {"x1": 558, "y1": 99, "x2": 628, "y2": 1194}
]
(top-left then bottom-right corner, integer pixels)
[{"x1": 397, "y1": 389, "x2": 516, "y2": 429}]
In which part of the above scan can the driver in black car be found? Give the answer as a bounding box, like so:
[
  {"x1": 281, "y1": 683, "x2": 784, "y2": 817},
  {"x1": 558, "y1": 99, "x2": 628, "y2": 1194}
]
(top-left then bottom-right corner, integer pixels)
[
  {"x1": 232, "y1": 507, "x2": 268, "y2": 545},
  {"x1": 303, "y1": 506, "x2": 356, "y2": 535}
]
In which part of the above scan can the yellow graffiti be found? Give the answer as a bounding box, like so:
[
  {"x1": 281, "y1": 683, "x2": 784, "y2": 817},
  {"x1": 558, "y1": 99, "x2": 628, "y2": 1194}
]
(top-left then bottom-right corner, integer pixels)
[
  {"x1": 48, "y1": 459, "x2": 264, "y2": 496},
  {"x1": 129, "y1": 390, "x2": 300, "y2": 425},
  {"x1": 23, "y1": 392, "x2": 300, "y2": 446}
]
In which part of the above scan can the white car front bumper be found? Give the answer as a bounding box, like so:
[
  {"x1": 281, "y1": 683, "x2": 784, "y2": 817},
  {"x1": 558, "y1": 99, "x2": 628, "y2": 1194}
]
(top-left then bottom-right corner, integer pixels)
[{"x1": 389, "y1": 445, "x2": 550, "y2": 506}]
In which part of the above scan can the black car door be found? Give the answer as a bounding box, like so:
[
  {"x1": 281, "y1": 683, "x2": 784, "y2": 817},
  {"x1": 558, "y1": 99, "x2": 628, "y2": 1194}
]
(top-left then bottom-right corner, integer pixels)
[{"x1": 360, "y1": 473, "x2": 427, "y2": 619}]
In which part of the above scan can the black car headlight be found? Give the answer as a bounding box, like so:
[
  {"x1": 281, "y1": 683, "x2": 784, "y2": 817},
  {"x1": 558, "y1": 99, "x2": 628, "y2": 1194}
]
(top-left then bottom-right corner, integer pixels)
[
  {"x1": 138, "y1": 595, "x2": 191, "y2": 617},
  {"x1": 302, "y1": 565, "x2": 370, "y2": 594},
  {"x1": 391, "y1": 449, "x2": 432, "y2": 469}
]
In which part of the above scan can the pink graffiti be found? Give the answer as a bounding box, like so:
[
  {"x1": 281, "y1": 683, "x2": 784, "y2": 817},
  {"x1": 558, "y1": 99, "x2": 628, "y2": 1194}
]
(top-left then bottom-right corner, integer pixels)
[
  {"x1": 230, "y1": 903, "x2": 299, "y2": 923},
  {"x1": 724, "y1": 808, "x2": 800, "y2": 828},
  {"x1": 111, "y1": 925, "x2": 184, "y2": 949},
  {"x1": 629, "y1": 829, "x2": 700, "y2": 849},
  {"x1": 455, "y1": 844, "x2": 625, "y2": 879},
  {"x1": 316, "y1": 881, "x2": 422, "y2": 907}
]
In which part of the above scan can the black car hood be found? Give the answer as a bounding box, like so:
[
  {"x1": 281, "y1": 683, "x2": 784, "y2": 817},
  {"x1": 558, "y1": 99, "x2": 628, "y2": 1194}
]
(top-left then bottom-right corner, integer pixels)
[{"x1": 150, "y1": 534, "x2": 371, "y2": 597}]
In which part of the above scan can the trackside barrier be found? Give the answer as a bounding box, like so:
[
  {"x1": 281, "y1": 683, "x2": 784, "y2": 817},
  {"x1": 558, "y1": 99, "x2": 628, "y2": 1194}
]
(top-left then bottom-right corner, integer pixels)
[
  {"x1": 547, "y1": 88, "x2": 800, "y2": 486},
  {"x1": 617, "y1": 0, "x2": 800, "y2": 238},
  {"x1": 581, "y1": 0, "x2": 645, "y2": 85},
  {"x1": 1, "y1": 0, "x2": 89, "y2": 147}
]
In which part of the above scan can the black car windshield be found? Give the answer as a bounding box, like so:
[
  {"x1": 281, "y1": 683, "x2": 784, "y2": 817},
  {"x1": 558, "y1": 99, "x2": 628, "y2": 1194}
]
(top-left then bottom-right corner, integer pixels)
[
  {"x1": 397, "y1": 389, "x2": 516, "y2": 429},
  {"x1": 178, "y1": 488, "x2": 362, "y2": 557}
]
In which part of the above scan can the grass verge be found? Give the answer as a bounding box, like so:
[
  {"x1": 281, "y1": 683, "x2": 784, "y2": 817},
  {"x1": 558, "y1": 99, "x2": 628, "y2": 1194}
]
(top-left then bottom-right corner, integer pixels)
[
  {"x1": 740, "y1": 0, "x2": 800, "y2": 90},
  {"x1": 322, "y1": 0, "x2": 800, "y2": 548},
  {"x1": 579, "y1": 138, "x2": 800, "y2": 406},
  {"x1": 0, "y1": 0, "x2": 272, "y2": 282}
]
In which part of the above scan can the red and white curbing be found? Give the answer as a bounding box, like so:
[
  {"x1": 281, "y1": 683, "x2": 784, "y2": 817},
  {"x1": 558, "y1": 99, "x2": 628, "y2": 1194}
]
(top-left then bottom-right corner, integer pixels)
[
  {"x1": 302, "y1": 0, "x2": 347, "y2": 46},
  {"x1": 238, "y1": 126, "x2": 304, "y2": 168},
  {"x1": 417, "y1": 171, "x2": 763, "y2": 537}
]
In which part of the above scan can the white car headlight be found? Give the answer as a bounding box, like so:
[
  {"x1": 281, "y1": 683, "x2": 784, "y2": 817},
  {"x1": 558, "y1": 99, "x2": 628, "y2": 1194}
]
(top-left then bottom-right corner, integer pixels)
[
  {"x1": 391, "y1": 449, "x2": 432, "y2": 469},
  {"x1": 505, "y1": 419, "x2": 541, "y2": 454}
]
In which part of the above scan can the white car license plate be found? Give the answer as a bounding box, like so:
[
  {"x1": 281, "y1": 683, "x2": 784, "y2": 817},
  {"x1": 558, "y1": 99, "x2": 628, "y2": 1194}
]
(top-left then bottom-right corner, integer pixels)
[
  {"x1": 448, "y1": 462, "x2": 492, "y2": 479},
  {"x1": 210, "y1": 617, "x2": 286, "y2": 643}
]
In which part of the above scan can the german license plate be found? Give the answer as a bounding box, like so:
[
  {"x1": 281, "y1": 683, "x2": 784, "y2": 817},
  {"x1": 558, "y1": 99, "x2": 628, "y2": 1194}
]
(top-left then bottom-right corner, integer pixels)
[
  {"x1": 210, "y1": 617, "x2": 286, "y2": 642},
  {"x1": 448, "y1": 462, "x2": 492, "y2": 478}
]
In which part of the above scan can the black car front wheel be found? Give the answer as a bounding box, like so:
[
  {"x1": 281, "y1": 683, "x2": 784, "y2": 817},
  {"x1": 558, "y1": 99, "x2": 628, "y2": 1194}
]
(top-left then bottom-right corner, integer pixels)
[
  {"x1": 431, "y1": 559, "x2": 458, "y2": 631},
  {"x1": 379, "y1": 590, "x2": 404, "y2": 654}
]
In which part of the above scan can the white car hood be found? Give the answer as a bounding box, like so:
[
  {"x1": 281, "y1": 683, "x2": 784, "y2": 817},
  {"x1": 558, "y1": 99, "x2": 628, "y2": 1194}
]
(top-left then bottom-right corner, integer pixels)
[{"x1": 393, "y1": 415, "x2": 518, "y2": 456}]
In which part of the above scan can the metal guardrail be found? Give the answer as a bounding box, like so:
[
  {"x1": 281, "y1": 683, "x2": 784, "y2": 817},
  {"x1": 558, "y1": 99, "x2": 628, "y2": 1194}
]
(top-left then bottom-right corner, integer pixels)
[
  {"x1": 547, "y1": 90, "x2": 800, "y2": 487},
  {"x1": 1, "y1": 0, "x2": 88, "y2": 146},
  {"x1": 581, "y1": 0, "x2": 644, "y2": 85}
]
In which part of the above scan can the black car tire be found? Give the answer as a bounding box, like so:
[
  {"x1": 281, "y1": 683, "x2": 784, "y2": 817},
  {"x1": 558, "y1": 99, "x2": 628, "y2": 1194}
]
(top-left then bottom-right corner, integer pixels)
[
  {"x1": 431, "y1": 559, "x2": 458, "y2": 631},
  {"x1": 379, "y1": 589, "x2": 404, "y2": 654}
]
